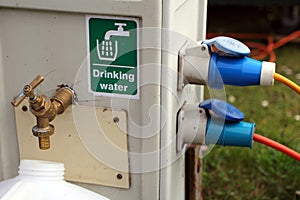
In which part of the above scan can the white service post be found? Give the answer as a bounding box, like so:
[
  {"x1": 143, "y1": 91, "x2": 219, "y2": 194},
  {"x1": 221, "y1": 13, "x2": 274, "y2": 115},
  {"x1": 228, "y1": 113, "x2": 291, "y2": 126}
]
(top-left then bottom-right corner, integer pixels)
[{"x1": 0, "y1": 0, "x2": 207, "y2": 199}]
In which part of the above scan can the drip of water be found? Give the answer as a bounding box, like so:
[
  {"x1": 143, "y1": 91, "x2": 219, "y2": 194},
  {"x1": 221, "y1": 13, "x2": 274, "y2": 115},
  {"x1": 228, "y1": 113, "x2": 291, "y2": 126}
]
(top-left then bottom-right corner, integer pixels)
[
  {"x1": 96, "y1": 39, "x2": 118, "y2": 61},
  {"x1": 100, "y1": 40, "x2": 115, "y2": 58}
]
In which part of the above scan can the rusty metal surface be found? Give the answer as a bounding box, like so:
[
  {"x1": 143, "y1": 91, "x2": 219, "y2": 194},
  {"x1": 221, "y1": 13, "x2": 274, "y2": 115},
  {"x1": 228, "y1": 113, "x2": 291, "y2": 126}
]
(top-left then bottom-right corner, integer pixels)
[{"x1": 185, "y1": 145, "x2": 202, "y2": 200}]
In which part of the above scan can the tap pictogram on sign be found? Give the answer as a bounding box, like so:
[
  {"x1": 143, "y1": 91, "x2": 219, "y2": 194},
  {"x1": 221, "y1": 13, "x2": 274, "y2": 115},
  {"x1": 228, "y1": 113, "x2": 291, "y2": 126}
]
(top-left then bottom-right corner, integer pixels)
[{"x1": 96, "y1": 23, "x2": 130, "y2": 61}]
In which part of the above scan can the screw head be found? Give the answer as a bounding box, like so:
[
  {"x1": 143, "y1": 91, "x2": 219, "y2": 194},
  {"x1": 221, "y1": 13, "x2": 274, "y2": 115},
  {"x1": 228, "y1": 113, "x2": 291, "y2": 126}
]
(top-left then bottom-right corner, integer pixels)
[
  {"x1": 23, "y1": 85, "x2": 31, "y2": 93},
  {"x1": 113, "y1": 117, "x2": 119, "y2": 123},
  {"x1": 116, "y1": 173, "x2": 123, "y2": 180},
  {"x1": 22, "y1": 105, "x2": 28, "y2": 112}
]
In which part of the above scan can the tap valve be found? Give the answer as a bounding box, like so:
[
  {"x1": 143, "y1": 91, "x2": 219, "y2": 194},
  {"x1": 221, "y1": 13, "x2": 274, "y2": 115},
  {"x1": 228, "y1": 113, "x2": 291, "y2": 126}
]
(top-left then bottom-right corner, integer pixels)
[
  {"x1": 11, "y1": 75, "x2": 44, "y2": 107},
  {"x1": 11, "y1": 75, "x2": 74, "y2": 150}
]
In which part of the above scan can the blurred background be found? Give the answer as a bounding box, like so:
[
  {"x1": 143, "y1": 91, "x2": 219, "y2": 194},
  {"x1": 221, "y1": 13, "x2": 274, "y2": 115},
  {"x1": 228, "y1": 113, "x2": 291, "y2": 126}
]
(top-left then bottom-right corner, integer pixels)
[{"x1": 203, "y1": 1, "x2": 300, "y2": 199}]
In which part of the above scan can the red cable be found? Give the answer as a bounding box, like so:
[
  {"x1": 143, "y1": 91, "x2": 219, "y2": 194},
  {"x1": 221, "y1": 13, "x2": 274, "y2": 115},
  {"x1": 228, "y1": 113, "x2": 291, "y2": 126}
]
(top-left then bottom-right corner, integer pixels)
[
  {"x1": 207, "y1": 30, "x2": 300, "y2": 61},
  {"x1": 273, "y1": 30, "x2": 300, "y2": 49},
  {"x1": 253, "y1": 133, "x2": 300, "y2": 162}
]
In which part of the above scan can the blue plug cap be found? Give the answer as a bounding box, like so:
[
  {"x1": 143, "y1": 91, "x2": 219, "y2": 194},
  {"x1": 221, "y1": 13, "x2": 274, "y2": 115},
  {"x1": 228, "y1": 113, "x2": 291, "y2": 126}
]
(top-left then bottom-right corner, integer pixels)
[
  {"x1": 208, "y1": 53, "x2": 263, "y2": 88},
  {"x1": 200, "y1": 99, "x2": 244, "y2": 122},
  {"x1": 205, "y1": 117, "x2": 255, "y2": 148},
  {"x1": 204, "y1": 36, "x2": 250, "y2": 57}
]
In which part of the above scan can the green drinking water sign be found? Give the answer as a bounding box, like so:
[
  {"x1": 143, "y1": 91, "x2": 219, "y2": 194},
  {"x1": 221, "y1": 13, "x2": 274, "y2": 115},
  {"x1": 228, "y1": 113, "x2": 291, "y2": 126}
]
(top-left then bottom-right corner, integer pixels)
[{"x1": 86, "y1": 16, "x2": 139, "y2": 99}]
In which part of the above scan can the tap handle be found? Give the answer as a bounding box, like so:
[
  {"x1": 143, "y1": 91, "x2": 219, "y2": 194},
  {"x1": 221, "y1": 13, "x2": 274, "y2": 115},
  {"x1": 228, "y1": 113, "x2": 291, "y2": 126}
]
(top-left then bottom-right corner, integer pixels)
[
  {"x1": 115, "y1": 23, "x2": 126, "y2": 27},
  {"x1": 115, "y1": 23, "x2": 127, "y2": 29},
  {"x1": 11, "y1": 75, "x2": 44, "y2": 107}
]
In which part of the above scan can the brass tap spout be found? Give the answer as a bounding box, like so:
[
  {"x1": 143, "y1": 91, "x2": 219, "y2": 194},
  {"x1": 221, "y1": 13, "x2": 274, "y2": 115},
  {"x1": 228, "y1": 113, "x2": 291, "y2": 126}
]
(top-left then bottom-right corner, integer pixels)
[{"x1": 11, "y1": 75, "x2": 74, "y2": 150}]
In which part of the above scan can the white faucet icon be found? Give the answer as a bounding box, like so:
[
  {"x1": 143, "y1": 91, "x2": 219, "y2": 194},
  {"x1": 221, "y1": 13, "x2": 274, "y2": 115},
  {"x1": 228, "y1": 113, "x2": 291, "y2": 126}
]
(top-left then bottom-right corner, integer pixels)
[
  {"x1": 96, "y1": 23, "x2": 130, "y2": 61},
  {"x1": 104, "y1": 23, "x2": 130, "y2": 40}
]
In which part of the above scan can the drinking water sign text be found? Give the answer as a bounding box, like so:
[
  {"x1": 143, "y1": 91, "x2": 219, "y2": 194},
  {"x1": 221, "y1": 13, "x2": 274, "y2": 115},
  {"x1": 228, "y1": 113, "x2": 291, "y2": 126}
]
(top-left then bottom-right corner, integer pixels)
[{"x1": 86, "y1": 16, "x2": 139, "y2": 99}]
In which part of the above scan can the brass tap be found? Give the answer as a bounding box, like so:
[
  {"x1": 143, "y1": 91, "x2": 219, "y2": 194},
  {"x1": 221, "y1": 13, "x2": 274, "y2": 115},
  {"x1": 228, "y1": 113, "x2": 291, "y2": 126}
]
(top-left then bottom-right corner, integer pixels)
[{"x1": 11, "y1": 75, "x2": 74, "y2": 150}]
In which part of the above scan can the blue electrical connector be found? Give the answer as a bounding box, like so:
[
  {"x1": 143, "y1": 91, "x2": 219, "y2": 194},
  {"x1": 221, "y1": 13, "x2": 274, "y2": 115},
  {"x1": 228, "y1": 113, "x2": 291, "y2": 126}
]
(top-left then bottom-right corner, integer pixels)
[
  {"x1": 200, "y1": 99, "x2": 255, "y2": 148},
  {"x1": 204, "y1": 36, "x2": 275, "y2": 88},
  {"x1": 205, "y1": 118, "x2": 255, "y2": 148},
  {"x1": 208, "y1": 53, "x2": 262, "y2": 87}
]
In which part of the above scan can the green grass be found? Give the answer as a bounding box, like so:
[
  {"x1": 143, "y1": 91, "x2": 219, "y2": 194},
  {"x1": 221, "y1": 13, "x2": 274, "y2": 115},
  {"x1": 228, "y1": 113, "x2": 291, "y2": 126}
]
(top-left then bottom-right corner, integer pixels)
[{"x1": 202, "y1": 44, "x2": 300, "y2": 200}]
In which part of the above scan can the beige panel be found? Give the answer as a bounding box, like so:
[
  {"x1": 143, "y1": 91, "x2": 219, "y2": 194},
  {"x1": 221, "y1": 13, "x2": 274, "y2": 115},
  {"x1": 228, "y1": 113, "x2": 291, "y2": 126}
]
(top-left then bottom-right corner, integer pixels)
[{"x1": 14, "y1": 102, "x2": 129, "y2": 189}]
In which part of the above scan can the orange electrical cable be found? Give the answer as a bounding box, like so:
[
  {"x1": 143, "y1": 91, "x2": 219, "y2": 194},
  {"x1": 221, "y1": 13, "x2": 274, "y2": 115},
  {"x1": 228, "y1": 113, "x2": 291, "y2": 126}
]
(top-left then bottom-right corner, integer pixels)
[
  {"x1": 273, "y1": 73, "x2": 300, "y2": 95},
  {"x1": 253, "y1": 134, "x2": 300, "y2": 162}
]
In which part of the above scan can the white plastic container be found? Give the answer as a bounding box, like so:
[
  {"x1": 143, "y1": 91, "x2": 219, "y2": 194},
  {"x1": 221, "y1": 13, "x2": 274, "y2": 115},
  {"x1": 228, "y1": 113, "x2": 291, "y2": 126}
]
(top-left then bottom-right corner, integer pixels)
[{"x1": 0, "y1": 160, "x2": 110, "y2": 200}]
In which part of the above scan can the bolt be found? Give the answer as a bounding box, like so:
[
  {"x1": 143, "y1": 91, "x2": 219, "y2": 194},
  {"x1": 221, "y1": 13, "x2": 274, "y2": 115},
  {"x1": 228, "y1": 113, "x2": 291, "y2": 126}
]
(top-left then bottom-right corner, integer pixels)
[
  {"x1": 23, "y1": 85, "x2": 35, "y2": 99},
  {"x1": 201, "y1": 46, "x2": 206, "y2": 51}
]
